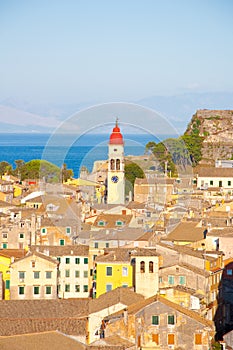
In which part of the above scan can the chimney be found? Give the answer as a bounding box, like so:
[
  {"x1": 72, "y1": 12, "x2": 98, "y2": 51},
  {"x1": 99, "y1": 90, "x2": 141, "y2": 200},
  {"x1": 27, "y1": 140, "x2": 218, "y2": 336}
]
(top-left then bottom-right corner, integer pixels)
[{"x1": 123, "y1": 308, "x2": 128, "y2": 325}]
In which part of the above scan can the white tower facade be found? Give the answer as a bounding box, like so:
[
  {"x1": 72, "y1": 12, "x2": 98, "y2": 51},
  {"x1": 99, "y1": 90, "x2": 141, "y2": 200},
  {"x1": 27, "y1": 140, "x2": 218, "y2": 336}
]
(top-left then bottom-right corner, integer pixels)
[{"x1": 107, "y1": 119, "x2": 125, "y2": 204}]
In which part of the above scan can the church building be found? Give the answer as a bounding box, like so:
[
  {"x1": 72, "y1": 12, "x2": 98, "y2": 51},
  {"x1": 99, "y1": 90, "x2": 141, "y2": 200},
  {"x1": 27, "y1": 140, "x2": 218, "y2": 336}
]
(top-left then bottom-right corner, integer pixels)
[{"x1": 107, "y1": 119, "x2": 125, "y2": 205}]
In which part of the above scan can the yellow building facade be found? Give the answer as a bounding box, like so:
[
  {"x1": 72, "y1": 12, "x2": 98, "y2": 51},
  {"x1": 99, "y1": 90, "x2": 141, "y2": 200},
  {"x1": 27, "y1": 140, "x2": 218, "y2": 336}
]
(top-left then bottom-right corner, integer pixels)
[
  {"x1": 0, "y1": 254, "x2": 11, "y2": 299},
  {"x1": 95, "y1": 261, "x2": 133, "y2": 298}
]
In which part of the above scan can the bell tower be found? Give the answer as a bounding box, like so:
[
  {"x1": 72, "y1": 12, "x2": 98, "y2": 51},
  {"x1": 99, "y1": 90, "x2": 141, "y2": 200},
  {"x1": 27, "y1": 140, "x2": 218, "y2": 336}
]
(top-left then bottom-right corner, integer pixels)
[{"x1": 107, "y1": 118, "x2": 125, "y2": 204}]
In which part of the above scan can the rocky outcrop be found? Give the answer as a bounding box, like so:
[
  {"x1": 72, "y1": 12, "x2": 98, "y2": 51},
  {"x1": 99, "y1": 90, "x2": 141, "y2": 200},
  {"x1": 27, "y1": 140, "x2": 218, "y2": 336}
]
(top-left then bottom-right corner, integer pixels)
[{"x1": 185, "y1": 110, "x2": 233, "y2": 165}]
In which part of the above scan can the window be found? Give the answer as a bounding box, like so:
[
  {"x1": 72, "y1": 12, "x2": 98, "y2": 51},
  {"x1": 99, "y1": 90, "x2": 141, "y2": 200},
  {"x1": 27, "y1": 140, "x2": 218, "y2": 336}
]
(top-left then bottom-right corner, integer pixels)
[
  {"x1": 105, "y1": 242, "x2": 109, "y2": 248},
  {"x1": 210, "y1": 180, "x2": 213, "y2": 186},
  {"x1": 116, "y1": 159, "x2": 120, "y2": 170},
  {"x1": 65, "y1": 284, "x2": 70, "y2": 292},
  {"x1": 5, "y1": 280, "x2": 10, "y2": 289},
  {"x1": 179, "y1": 276, "x2": 186, "y2": 285},
  {"x1": 34, "y1": 286, "x2": 40, "y2": 295},
  {"x1": 116, "y1": 220, "x2": 123, "y2": 226},
  {"x1": 152, "y1": 315, "x2": 159, "y2": 325},
  {"x1": 46, "y1": 286, "x2": 52, "y2": 295},
  {"x1": 41, "y1": 228, "x2": 46, "y2": 234},
  {"x1": 227, "y1": 269, "x2": 232, "y2": 275},
  {"x1": 122, "y1": 283, "x2": 128, "y2": 288},
  {"x1": 195, "y1": 333, "x2": 202, "y2": 345},
  {"x1": 168, "y1": 315, "x2": 175, "y2": 325},
  {"x1": 2, "y1": 243, "x2": 7, "y2": 249},
  {"x1": 83, "y1": 285, "x2": 88, "y2": 292},
  {"x1": 84, "y1": 258, "x2": 88, "y2": 264},
  {"x1": 106, "y1": 284, "x2": 112, "y2": 292},
  {"x1": 19, "y1": 271, "x2": 25, "y2": 279},
  {"x1": 159, "y1": 276, "x2": 163, "y2": 283},
  {"x1": 31, "y1": 261, "x2": 36, "y2": 268},
  {"x1": 75, "y1": 270, "x2": 80, "y2": 278},
  {"x1": 219, "y1": 181, "x2": 222, "y2": 187},
  {"x1": 122, "y1": 267, "x2": 128, "y2": 276},
  {"x1": 59, "y1": 239, "x2": 65, "y2": 246},
  {"x1": 46, "y1": 271, "x2": 52, "y2": 279},
  {"x1": 152, "y1": 334, "x2": 159, "y2": 344},
  {"x1": 110, "y1": 159, "x2": 115, "y2": 170},
  {"x1": 75, "y1": 258, "x2": 80, "y2": 264},
  {"x1": 19, "y1": 286, "x2": 24, "y2": 295},
  {"x1": 65, "y1": 270, "x2": 70, "y2": 277},
  {"x1": 84, "y1": 271, "x2": 88, "y2": 278},
  {"x1": 65, "y1": 257, "x2": 70, "y2": 264},
  {"x1": 94, "y1": 242, "x2": 99, "y2": 248},
  {"x1": 168, "y1": 334, "x2": 175, "y2": 345},
  {"x1": 19, "y1": 233, "x2": 24, "y2": 239},
  {"x1": 34, "y1": 271, "x2": 40, "y2": 279},
  {"x1": 168, "y1": 275, "x2": 174, "y2": 285},
  {"x1": 98, "y1": 220, "x2": 105, "y2": 226},
  {"x1": 106, "y1": 266, "x2": 112, "y2": 276},
  {"x1": 75, "y1": 285, "x2": 80, "y2": 292},
  {"x1": 228, "y1": 181, "x2": 231, "y2": 186},
  {"x1": 66, "y1": 227, "x2": 71, "y2": 234},
  {"x1": 140, "y1": 261, "x2": 145, "y2": 273},
  {"x1": 149, "y1": 261, "x2": 154, "y2": 273},
  {"x1": 2, "y1": 233, "x2": 7, "y2": 239},
  {"x1": 57, "y1": 257, "x2": 61, "y2": 263}
]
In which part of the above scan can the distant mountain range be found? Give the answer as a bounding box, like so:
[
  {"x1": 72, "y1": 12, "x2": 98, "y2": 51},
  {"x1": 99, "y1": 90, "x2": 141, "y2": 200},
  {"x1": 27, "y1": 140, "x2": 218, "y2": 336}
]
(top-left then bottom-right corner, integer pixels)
[{"x1": 0, "y1": 92, "x2": 233, "y2": 134}]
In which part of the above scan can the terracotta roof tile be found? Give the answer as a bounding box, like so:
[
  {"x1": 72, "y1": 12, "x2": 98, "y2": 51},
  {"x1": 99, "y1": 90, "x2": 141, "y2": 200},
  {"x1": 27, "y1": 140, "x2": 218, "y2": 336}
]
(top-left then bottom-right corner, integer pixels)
[
  {"x1": 93, "y1": 214, "x2": 133, "y2": 228},
  {"x1": 0, "y1": 249, "x2": 27, "y2": 259},
  {"x1": 31, "y1": 245, "x2": 89, "y2": 257},
  {"x1": 10, "y1": 251, "x2": 58, "y2": 266},
  {"x1": 0, "y1": 331, "x2": 87, "y2": 350},
  {"x1": 164, "y1": 221, "x2": 206, "y2": 242},
  {"x1": 95, "y1": 247, "x2": 160, "y2": 263},
  {"x1": 89, "y1": 287, "x2": 144, "y2": 314},
  {"x1": 195, "y1": 166, "x2": 233, "y2": 177},
  {"x1": 106, "y1": 294, "x2": 214, "y2": 329},
  {"x1": 0, "y1": 299, "x2": 89, "y2": 336},
  {"x1": 90, "y1": 334, "x2": 134, "y2": 348}
]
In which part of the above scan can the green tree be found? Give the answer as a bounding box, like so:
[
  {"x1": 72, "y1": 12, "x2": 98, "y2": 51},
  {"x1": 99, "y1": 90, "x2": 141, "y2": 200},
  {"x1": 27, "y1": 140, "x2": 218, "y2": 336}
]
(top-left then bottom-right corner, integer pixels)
[
  {"x1": 0, "y1": 161, "x2": 12, "y2": 177},
  {"x1": 125, "y1": 162, "x2": 145, "y2": 188},
  {"x1": 181, "y1": 134, "x2": 203, "y2": 165},
  {"x1": 12, "y1": 159, "x2": 62, "y2": 182},
  {"x1": 145, "y1": 140, "x2": 178, "y2": 176}
]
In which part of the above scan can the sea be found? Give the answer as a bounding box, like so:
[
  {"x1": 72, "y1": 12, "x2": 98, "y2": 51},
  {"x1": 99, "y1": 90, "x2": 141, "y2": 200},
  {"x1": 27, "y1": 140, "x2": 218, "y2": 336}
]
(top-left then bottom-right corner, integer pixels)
[{"x1": 0, "y1": 133, "x2": 175, "y2": 178}]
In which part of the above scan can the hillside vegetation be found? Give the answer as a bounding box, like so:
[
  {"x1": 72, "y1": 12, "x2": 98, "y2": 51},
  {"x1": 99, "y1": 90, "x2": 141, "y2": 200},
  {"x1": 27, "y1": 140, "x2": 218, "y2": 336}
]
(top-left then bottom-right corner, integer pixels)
[{"x1": 146, "y1": 109, "x2": 233, "y2": 171}]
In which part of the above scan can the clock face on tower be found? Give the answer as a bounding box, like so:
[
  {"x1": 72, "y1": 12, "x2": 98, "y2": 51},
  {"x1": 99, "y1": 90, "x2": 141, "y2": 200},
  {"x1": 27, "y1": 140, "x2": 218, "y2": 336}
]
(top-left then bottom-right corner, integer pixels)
[{"x1": 111, "y1": 175, "x2": 119, "y2": 183}]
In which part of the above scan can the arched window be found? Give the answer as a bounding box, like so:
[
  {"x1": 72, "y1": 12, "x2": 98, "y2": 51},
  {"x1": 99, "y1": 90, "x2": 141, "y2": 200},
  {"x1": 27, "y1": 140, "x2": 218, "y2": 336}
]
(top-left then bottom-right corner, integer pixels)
[
  {"x1": 149, "y1": 261, "x2": 154, "y2": 273},
  {"x1": 140, "y1": 261, "x2": 145, "y2": 273},
  {"x1": 110, "y1": 159, "x2": 115, "y2": 170},
  {"x1": 116, "y1": 159, "x2": 120, "y2": 170}
]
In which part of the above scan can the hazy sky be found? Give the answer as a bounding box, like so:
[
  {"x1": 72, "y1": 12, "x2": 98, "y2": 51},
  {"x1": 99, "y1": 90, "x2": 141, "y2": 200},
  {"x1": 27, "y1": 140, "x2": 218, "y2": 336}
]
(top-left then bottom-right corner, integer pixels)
[{"x1": 1, "y1": 0, "x2": 233, "y2": 104}]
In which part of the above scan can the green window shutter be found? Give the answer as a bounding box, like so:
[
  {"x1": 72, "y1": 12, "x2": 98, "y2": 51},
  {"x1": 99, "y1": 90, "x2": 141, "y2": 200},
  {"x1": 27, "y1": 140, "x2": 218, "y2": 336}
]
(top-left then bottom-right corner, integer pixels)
[
  {"x1": 168, "y1": 315, "x2": 175, "y2": 325},
  {"x1": 5, "y1": 280, "x2": 10, "y2": 289},
  {"x1": 152, "y1": 315, "x2": 159, "y2": 325},
  {"x1": 179, "y1": 276, "x2": 186, "y2": 285}
]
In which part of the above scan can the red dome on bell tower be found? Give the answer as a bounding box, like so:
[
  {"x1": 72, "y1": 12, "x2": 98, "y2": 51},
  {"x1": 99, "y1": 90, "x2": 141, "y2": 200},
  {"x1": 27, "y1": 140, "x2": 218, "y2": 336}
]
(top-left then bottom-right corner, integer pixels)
[{"x1": 109, "y1": 118, "x2": 124, "y2": 145}]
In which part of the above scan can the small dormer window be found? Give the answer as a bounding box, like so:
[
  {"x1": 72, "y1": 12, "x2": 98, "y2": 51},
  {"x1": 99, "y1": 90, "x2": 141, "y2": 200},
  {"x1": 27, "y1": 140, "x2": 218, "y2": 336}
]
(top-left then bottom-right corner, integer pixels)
[
  {"x1": 98, "y1": 220, "x2": 106, "y2": 226},
  {"x1": 116, "y1": 220, "x2": 123, "y2": 226}
]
